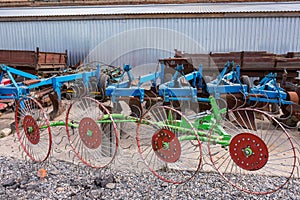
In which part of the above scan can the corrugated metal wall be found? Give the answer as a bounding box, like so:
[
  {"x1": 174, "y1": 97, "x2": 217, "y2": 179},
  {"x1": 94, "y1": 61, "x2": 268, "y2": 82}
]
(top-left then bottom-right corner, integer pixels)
[{"x1": 0, "y1": 17, "x2": 299, "y2": 67}]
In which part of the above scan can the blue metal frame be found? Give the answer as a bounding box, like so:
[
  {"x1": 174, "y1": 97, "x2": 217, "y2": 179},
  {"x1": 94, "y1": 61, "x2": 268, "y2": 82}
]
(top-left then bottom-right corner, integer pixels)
[
  {"x1": 248, "y1": 72, "x2": 292, "y2": 105},
  {"x1": 106, "y1": 64, "x2": 160, "y2": 103},
  {"x1": 206, "y1": 61, "x2": 248, "y2": 99},
  {"x1": 0, "y1": 64, "x2": 101, "y2": 101},
  {"x1": 158, "y1": 64, "x2": 203, "y2": 102}
]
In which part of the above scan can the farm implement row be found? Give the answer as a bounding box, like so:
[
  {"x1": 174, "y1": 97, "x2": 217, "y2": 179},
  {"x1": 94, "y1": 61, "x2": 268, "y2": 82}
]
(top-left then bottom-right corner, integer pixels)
[{"x1": 0, "y1": 61, "x2": 299, "y2": 195}]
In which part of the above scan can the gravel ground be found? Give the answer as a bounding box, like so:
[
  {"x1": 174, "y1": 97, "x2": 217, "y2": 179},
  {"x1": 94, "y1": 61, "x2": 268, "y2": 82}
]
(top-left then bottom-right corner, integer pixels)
[
  {"x1": 1, "y1": 107, "x2": 300, "y2": 199},
  {"x1": 1, "y1": 155, "x2": 300, "y2": 200}
]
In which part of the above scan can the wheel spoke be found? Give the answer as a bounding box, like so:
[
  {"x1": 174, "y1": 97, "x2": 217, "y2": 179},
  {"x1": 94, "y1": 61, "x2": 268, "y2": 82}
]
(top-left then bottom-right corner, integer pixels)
[
  {"x1": 209, "y1": 108, "x2": 296, "y2": 194},
  {"x1": 136, "y1": 105, "x2": 202, "y2": 184},
  {"x1": 15, "y1": 97, "x2": 52, "y2": 162},
  {"x1": 65, "y1": 97, "x2": 118, "y2": 168}
]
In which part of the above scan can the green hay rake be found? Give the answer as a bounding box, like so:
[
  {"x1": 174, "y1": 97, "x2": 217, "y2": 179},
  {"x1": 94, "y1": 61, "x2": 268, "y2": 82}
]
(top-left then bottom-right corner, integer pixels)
[{"x1": 14, "y1": 94, "x2": 296, "y2": 195}]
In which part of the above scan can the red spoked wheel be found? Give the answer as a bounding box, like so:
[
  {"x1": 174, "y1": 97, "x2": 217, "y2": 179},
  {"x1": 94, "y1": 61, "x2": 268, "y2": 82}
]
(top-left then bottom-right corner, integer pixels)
[
  {"x1": 66, "y1": 97, "x2": 118, "y2": 168},
  {"x1": 136, "y1": 105, "x2": 202, "y2": 184},
  {"x1": 208, "y1": 108, "x2": 296, "y2": 194},
  {"x1": 15, "y1": 97, "x2": 52, "y2": 162}
]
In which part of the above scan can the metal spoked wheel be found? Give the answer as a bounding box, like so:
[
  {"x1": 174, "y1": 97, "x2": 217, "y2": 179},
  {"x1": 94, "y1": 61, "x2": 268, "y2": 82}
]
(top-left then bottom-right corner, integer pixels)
[
  {"x1": 15, "y1": 97, "x2": 52, "y2": 162},
  {"x1": 66, "y1": 97, "x2": 118, "y2": 168},
  {"x1": 136, "y1": 105, "x2": 202, "y2": 184},
  {"x1": 208, "y1": 107, "x2": 296, "y2": 194}
]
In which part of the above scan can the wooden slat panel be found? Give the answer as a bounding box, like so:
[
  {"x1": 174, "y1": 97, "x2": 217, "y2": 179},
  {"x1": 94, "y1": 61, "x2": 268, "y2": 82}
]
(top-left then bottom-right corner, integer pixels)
[{"x1": 0, "y1": 50, "x2": 35, "y2": 67}]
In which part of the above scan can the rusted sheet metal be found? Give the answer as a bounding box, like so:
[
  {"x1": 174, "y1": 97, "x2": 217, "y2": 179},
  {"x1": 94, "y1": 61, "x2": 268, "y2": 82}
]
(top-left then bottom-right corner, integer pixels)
[
  {"x1": 170, "y1": 50, "x2": 300, "y2": 82},
  {"x1": 0, "y1": 49, "x2": 36, "y2": 67},
  {"x1": 23, "y1": 79, "x2": 41, "y2": 86},
  {"x1": 158, "y1": 57, "x2": 195, "y2": 75},
  {"x1": 49, "y1": 92, "x2": 65, "y2": 120},
  {"x1": 0, "y1": 47, "x2": 68, "y2": 75}
]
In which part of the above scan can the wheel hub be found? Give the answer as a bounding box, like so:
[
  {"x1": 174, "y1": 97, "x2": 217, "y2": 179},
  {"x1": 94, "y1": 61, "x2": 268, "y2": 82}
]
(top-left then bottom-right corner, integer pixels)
[
  {"x1": 229, "y1": 133, "x2": 268, "y2": 171},
  {"x1": 23, "y1": 115, "x2": 40, "y2": 145},
  {"x1": 152, "y1": 128, "x2": 181, "y2": 163},
  {"x1": 78, "y1": 117, "x2": 101, "y2": 149}
]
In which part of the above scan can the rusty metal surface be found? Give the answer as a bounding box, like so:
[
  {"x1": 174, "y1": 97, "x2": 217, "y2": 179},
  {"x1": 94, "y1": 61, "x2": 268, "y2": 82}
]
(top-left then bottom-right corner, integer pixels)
[
  {"x1": 288, "y1": 92, "x2": 299, "y2": 104},
  {"x1": 176, "y1": 50, "x2": 300, "y2": 83},
  {"x1": 23, "y1": 79, "x2": 41, "y2": 86},
  {"x1": 49, "y1": 92, "x2": 65, "y2": 120},
  {"x1": 0, "y1": 47, "x2": 68, "y2": 75}
]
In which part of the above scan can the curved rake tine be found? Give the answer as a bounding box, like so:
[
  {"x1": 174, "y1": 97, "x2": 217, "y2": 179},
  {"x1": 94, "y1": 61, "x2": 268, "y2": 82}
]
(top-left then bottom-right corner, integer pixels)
[
  {"x1": 282, "y1": 105, "x2": 295, "y2": 120},
  {"x1": 98, "y1": 88, "x2": 106, "y2": 102},
  {"x1": 70, "y1": 81, "x2": 84, "y2": 100},
  {"x1": 120, "y1": 142, "x2": 134, "y2": 150},
  {"x1": 130, "y1": 103, "x2": 143, "y2": 118},
  {"x1": 275, "y1": 106, "x2": 299, "y2": 129},
  {"x1": 259, "y1": 92, "x2": 271, "y2": 111},
  {"x1": 66, "y1": 97, "x2": 118, "y2": 168},
  {"x1": 249, "y1": 93, "x2": 262, "y2": 109},
  {"x1": 254, "y1": 92, "x2": 270, "y2": 111},
  {"x1": 55, "y1": 135, "x2": 68, "y2": 146},
  {"x1": 238, "y1": 91, "x2": 248, "y2": 109},
  {"x1": 70, "y1": 82, "x2": 79, "y2": 99},
  {"x1": 64, "y1": 142, "x2": 72, "y2": 150},
  {"x1": 225, "y1": 93, "x2": 239, "y2": 111},
  {"x1": 216, "y1": 96, "x2": 228, "y2": 110},
  {"x1": 67, "y1": 149, "x2": 79, "y2": 163},
  {"x1": 136, "y1": 105, "x2": 202, "y2": 184},
  {"x1": 82, "y1": 81, "x2": 91, "y2": 97},
  {"x1": 52, "y1": 125, "x2": 64, "y2": 137},
  {"x1": 74, "y1": 79, "x2": 88, "y2": 98},
  {"x1": 144, "y1": 91, "x2": 153, "y2": 111},
  {"x1": 209, "y1": 108, "x2": 296, "y2": 194},
  {"x1": 15, "y1": 97, "x2": 52, "y2": 162},
  {"x1": 87, "y1": 78, "x2": 98, "y2": 98}
]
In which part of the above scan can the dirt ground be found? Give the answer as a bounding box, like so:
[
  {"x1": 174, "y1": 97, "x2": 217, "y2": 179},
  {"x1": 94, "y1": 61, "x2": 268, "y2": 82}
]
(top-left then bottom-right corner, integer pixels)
[{"x1": 0, "y1": 104, "x2": 300, "y2": 179}]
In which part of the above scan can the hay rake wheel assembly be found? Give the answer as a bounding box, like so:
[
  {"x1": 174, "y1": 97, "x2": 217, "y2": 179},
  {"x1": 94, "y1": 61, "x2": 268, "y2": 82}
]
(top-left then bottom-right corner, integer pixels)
[
  {"x1": 136, "y1": 105, "x2": 202, "y2": 184},
  {"x1": 4, "y1": 61, "x2": 299, "y2": 195},
  {"x1": 207, "y1": 107, "x2": 296, "y2": 195},
  {"x1": 15, "y1": 97, "x2": 52, "y2": 162},
  {"x1": 65, "y1": 96, "x2": 119, "y2": 168}
]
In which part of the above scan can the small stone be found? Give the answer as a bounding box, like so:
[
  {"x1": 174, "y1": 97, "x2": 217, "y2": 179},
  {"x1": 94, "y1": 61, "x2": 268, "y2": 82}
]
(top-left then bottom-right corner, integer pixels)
[
  {"x1": 70, "y1": 180, "x2": 80, "y2": 187},
  {"x1": 90, "y1": 189, "x2": 101, "y2": 196},
  {"x1": 2, "y1": 178, "x2": 16, "y2": 187},
  {"x1": 37, "y1": 168, "x2": 47, "y2": 179},
  {"x1": 49, "y1": 169, "x2": 60, "y2": 176},
  {"x1": 7, "y1": 183, "x2": 20, "y2": 190},
  {"x1": 56, "y1": 187, "x2": 64, "y2": 193},
  {"x1": 94, "y1": 178, "x2": 104, "y2": 187},
  {"x1": 106, "y1": 183, "x2": 116, "y2": 189},
  {"x1": 0, "y1": 128, "x2": 11, "y2": 137},
  {"x1": 19, "y1": 184, "x2": 27, "y2": 189},
  {"x1": 20, "y1": 179, "x2": 28, "y2": 185},
  {"x1": 161, "y1": 182, "x2": 169, "y2": 187},
  {"x1": 26, "y1": 184, "x2": 39, "y2": 190}
]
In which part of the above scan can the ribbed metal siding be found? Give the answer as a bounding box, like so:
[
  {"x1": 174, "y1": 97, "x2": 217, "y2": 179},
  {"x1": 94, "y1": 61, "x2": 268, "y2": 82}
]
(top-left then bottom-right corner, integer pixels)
[
  {"x1": 1, "y1": 3, "x2": 300, "y2": 17},
  {"x1": 0, "y1": 17, "x2": 299, "y2": 66}
]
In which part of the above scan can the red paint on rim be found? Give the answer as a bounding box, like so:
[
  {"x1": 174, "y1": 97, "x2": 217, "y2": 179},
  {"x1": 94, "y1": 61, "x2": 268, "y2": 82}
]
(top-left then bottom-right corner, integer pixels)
[
  {"x1": 152, "y1": 128, "x2": 181, "y2": 163},
  {"x1": 229, "y1": 133, "x2": 268, "y2": 171}
]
